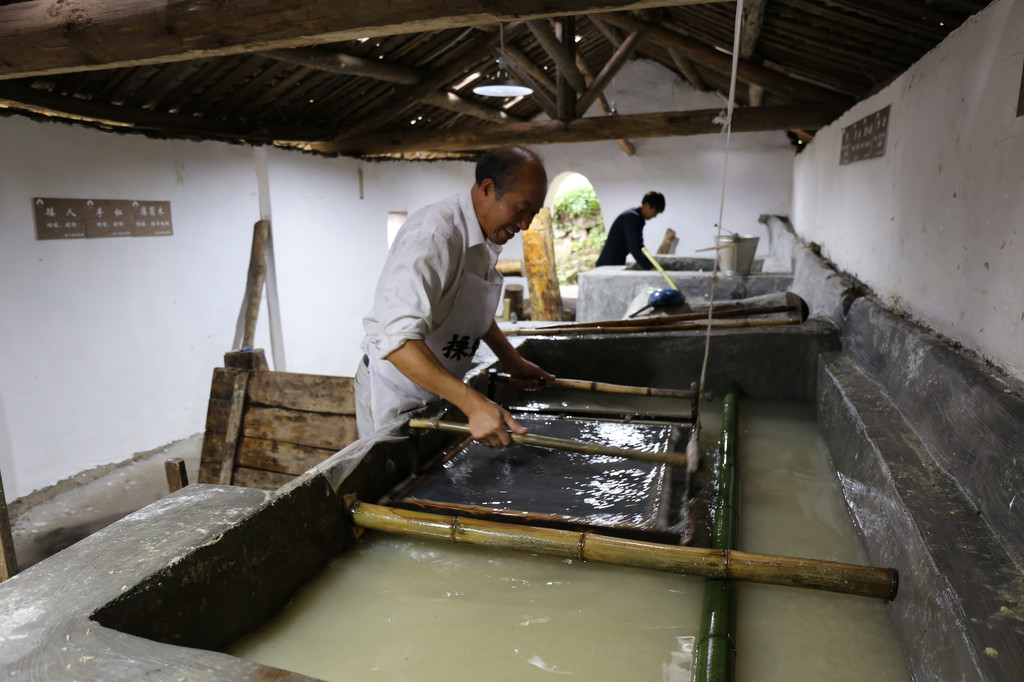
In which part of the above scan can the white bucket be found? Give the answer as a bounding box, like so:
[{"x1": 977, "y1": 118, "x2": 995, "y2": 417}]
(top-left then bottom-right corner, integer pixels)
[{"x1": 715, "y1": 235, "x2": 759, "y2": 275}]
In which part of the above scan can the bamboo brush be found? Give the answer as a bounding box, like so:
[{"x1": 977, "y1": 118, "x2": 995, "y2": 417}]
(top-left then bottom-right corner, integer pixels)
[{"x1": 408, "y1": 417, "x2": 688, "y2": 467}]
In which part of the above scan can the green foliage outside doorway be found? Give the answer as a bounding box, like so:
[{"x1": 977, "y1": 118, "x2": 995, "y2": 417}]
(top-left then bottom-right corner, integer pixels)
[{"x1": 551, "y1": 179, "x2": 605, "y2": 286}]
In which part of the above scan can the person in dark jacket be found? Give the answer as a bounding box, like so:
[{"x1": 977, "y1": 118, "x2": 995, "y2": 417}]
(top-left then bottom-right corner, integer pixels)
[{"x1": 595, "y1": 191, "x2": 666, "y2": 269}]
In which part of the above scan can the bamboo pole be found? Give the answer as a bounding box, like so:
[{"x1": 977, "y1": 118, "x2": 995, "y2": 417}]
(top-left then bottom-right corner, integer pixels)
[
  {"x1": 408, "y1": 417, "x2": 688, "y2": 467},
  {"x1": 518, "y1": 292, "x2": 807, "y2": 330},
  {"x1": 512, "y1": 405, "x2": 694, "y2": 425},
  {"x1": 348, "y1": 501, "x2": 899, "y2": 600},
  {"x1": 641, "y1": 246, "x2": 679, "y2": 290},
  {"x1": 695, "y1": 381, "x2": 741, "y2": 682},
  {"x1": 492, "y1": 372, "x2": 702, "y2": 400},
  {"x1": 504, "y1": 317, "x2": 799, "y2": 336}
]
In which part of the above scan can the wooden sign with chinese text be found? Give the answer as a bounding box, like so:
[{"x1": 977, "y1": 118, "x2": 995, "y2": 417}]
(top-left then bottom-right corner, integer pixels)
[
  {"x1": 839, "y1": 105, "x2": 890, "y2": 165},
  {"x1": 33, "y1": 198, "x2": 172, "y2": 240}
]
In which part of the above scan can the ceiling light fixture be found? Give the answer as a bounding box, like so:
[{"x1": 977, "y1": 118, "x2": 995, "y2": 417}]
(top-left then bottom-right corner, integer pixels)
[{"x1": 473, "y1": 24, "x2": 533, "y2": 98}]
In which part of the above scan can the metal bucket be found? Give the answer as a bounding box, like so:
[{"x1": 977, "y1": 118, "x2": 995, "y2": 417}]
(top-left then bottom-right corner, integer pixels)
[{"x1": 714, "y1": 235, "x2": 760, "y2": 275}]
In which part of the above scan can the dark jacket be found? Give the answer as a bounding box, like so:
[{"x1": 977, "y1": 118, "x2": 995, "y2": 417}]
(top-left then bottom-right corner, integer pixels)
[{"x1": 595, "y1": 207, "x2": 653, "y2": 269}]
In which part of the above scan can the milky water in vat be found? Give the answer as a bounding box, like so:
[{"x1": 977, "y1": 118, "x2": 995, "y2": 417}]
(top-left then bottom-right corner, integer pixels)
[
  {"x1": 230, "y1": 536, "x2": 703, "y2": 681},
  {"x1": 229, "y1": 399, "x2": 909, "y2": 681},
  {"x1": 727, "y1": 401, "x2": 910, "y2": 681}
]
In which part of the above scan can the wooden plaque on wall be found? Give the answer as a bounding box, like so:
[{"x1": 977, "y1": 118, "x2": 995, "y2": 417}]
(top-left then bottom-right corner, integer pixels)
[
  {"x1": 840, "y1": 105, "x2": 891, "y2": 166},
  {"x1": 33, "y1": 198, "x2": 173, "y2": 240}
]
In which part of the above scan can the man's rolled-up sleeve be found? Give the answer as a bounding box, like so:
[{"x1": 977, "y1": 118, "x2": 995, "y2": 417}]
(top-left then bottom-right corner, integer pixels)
[{"x1": 366, "y1": 230, "x2": 456, "y2": 359}]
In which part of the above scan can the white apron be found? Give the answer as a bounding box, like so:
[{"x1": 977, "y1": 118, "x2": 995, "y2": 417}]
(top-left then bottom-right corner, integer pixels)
[{"x1": 367, "y1": 267, "x2": 502, "y2": 429}]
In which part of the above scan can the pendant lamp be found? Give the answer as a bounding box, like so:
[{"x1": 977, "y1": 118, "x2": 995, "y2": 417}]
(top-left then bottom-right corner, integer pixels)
[{"x1": 473, "y1": 25, "x2": 533, "y2": 98}]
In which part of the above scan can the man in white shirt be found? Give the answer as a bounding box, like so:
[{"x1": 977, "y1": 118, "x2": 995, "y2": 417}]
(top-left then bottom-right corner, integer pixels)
[{"x1": 356, "y1": 145, "x2": 554, "y2": 447}]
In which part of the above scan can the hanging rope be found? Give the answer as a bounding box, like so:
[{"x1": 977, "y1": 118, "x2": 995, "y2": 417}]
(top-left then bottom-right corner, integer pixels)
[
  {"x1": 685, "y1": 0, "x2": 745, "y2": 476},
  {"x1": 696, "y1": 0, "x2": 745, "y2": 402}
]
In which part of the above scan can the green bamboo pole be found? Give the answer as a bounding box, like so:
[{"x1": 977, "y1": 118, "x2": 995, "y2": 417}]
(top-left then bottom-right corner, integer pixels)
[
  {"x1": 408, "y1": 417, "x2": 689, "y2": 467},
  {"x1": 348, "y1": 501, "x2": 898, "y2": 599},
  {"x1": 695, "y1": 381, "x2": 741, "y2": 682}
]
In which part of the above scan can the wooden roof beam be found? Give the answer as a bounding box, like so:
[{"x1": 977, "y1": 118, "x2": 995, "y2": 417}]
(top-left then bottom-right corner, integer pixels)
[
  {"x1": 0, "y1": 82, "x2": 286, "y2": 142},
  {"x1": 739, "y1": 0, "x2": 767, "y2": 60},
  {"x1": 0, "y1": 0, "x2": 731, "y2": 81},
  {"x1": 499, "y1": 55, "x2": 559, "y2": 120},
  {"x1": 313, "y1": 104, "x2": 843, "y2": 155},
  {"x1": 260, "y1": 48, "x2": 420, "y2": 84},
  {"x1": 526, "y1": 19, "x2": 588, "y2": 94},
  {"x1": 333, "y1": 25, "x2": 514, "y2": 141},
  {"x1": 261, "y1": 47, "x2": 519, "y2": 125},
  {"x1": 599, "y1": 11, "x2": 852, "y2": 107},
  {"x1": 421, "y1": 91, "x2": 524, "y2": 125},
  {"x1": 501, "y1": 44, "x2": 557, "y2": 96},
  {"x1": 575, "y1": 30, "x2": 642, "y2": 117},
  {"x1": 588, "y1": 15, "x2": 625, "y2": 46}
]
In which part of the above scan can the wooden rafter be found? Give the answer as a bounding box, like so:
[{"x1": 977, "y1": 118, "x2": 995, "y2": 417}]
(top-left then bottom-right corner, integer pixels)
[
  {"x1": 421, "y1": 92, "x2": 524, "y2": 124},
  {"x1": 260, "y1": 47, "x2": 518, "y2": 125},
  {"x1": 576, "y1": 30, "x2": 642, "y2": 117},
  {"x1": 527, "y1": 19, "x2": 588, "y2": 93},
  {"x1": 599, "y1": 11, "x2": 852, "y2": 106},
  {"x1": 0, "y1": 0, "x2": 730, "y2": 81},
  {"x1": 333, "y1": 25, "x2": 516, "y2": 141},
  {"x1": 260, "y1": 48, "x2": 420, "y2": 85},
  {"x1": 500, "y1": 55, "x2": 559, "y2": 120},
  {"x1": 502, "y1": 44, "x2": 557, "y2": 96},
  {"x1": 739, "y1": 0, "x2": 768, "y2": 60},
  {"x1": 313, "y1": 104, "x2": 844, "y2": 155},
  {"x1": 556, "y1": 17, "x2": 578, "y2": 123}
]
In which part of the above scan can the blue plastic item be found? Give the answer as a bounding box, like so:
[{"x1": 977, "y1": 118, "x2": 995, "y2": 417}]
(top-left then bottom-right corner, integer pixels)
[{"x1": 629, "y1": 288, "x2": 687, "y2": 318}]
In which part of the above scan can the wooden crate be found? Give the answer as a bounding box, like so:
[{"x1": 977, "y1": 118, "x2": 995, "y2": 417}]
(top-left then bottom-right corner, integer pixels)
[{"x1": 199, "y1": 350, "x2": 356, "y2": 490}]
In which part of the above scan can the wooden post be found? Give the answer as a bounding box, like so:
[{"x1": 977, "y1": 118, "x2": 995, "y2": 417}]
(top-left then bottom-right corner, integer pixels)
[
  {"x1": 241, "y1": 220, "x2": 270, "y2": 349},
  {"x1": 522, "y1": 207, "x2": 563, "y2": 321},
  {"x1": 164, "y1": 457, "x2": 189, "y2": 493},
  {"x1": 0, "y1": 467, "x2": 18, "y2": 581}
]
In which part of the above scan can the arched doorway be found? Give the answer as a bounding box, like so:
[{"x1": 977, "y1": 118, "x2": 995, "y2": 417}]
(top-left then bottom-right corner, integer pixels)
[{"x1": 545, "y1": 171, "x2": 606, "y2": 288}]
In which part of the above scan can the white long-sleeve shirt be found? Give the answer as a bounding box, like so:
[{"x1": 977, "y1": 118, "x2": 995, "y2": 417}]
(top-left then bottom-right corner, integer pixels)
[{"x1": 361, "y1": 189, "x2": 502, "y2": 359}]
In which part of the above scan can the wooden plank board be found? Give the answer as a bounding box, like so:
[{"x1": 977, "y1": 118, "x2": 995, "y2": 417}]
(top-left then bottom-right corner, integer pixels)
[
  {"x1": 0, "y1": 467, "x2": 17, "y2": 581},
  {"x1": 198, "y1": 458, "x2": 223, "y2": 486},
  {"x1": 203, "y1": 397, "x2": 231, "y2": 435},
  {"x1": 198, "y1": 423, "x2": 229, "y2": 484},
  {"x1": 218, "y1": 369, "x2": 251, "y2": 485},
  {"x1": 208, "y1": 366, "x2": 242, "y2": 401},
  {"x1": 236, "y1": 437, "x2": 337, "y2": 475},
  {"x1": 232, "y1": 467, "x2": 295, "y2": 491},
  {"x1": 247, "y1": 371, "x2": 355, "y2": 414},
  {"x1": 242, "y1": 406, "x2": 356, "y2": 450}
]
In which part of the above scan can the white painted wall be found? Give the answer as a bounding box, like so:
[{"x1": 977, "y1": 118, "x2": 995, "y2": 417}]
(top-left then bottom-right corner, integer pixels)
[
  {"x1": 0, "y1": 119, "x2": 263, "y2": 500},
  {"x1": 0, "y1": 58, "x2": 795, "y2": 501},
  {"x1": 792, "y1": 0, "x2": 1024, "y2": 380},
  {"x1": 0, "y1": 118, "x2": 477, "y2": 500}
]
